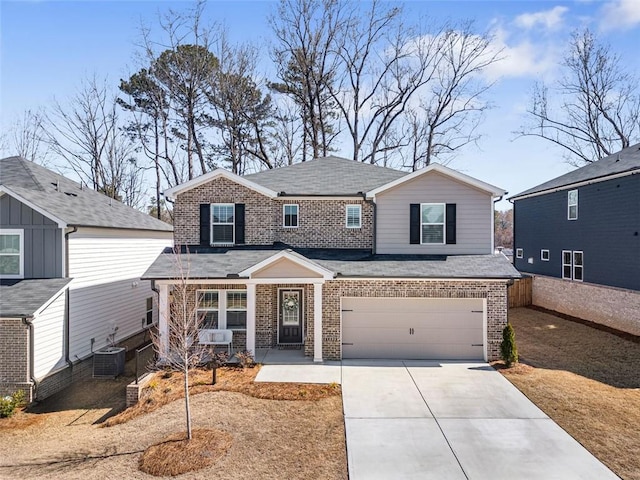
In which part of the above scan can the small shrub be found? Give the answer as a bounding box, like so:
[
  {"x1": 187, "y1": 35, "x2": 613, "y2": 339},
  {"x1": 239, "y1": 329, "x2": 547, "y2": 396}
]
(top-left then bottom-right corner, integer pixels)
[
  {"x1": 500, "y1": 323, "x2": 519, "y2": 367},
  {"x1": 0, "y1": 390, "x2": 26, "y2": 418},
  {"x1": 235, "y1": 350, "x2": 255, "y2": 369}
]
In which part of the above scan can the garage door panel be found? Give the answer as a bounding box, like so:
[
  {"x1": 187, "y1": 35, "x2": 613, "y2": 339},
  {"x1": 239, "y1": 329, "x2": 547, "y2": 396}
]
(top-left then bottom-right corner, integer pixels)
[{"x1": 342, "y1": 297, "x2": 484, "y2": 360}]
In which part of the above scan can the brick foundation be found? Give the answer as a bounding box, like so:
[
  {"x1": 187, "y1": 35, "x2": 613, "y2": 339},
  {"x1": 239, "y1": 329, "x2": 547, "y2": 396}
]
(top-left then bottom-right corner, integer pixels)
[
  {"x1": 0, "y1": 318, "x2": 31, "y2": 399},
  {"x1": 533, "y1": 275, "x2": 640, "y2": 336}
]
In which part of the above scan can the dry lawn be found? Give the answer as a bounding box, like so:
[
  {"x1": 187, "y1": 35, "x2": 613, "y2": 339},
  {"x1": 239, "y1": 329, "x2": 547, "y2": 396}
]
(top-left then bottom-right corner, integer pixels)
[
  {"x1": 0, "y1": 365, "x2": 347, "y2": 479},
  {"x1": 502, "y1": 308, "x2": 640, "y2": 480}
]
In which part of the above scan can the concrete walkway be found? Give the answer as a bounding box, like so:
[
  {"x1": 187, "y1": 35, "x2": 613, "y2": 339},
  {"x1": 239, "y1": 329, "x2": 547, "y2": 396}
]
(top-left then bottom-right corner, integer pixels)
[{"x1": 257, "y1": 360, "x2": 618, "y2": 480}]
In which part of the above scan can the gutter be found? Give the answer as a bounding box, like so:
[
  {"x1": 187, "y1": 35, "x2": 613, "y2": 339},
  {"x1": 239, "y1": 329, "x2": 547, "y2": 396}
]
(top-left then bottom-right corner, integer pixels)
[
  {"x1": 22, "y1": 316, "x2": 38, "y2": 400},
  {"x1": 64, "y1": 227, "x2": 78, "y2": 367}
]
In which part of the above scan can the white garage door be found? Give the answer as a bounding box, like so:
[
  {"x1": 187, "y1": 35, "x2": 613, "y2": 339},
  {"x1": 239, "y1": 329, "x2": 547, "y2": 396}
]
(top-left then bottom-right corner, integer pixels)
[{"x1": 341, "y1": 297, "x2": 484, "y2": 360}]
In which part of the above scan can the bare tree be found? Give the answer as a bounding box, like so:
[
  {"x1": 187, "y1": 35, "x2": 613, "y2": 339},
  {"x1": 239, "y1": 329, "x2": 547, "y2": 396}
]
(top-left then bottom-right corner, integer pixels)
[
  {"x1": 403, "y1": 24, "x2": 499, "y2": 170},
  {"x1": 2, "y1": 109, "x2": 52, "y2": 165},
  {"x1": 152, "y1": 247, "x2": 209, "y2": 440},
  {"x1": 494, "y1": 209, "x2": 513, "y2": 249},
  {"x1": 270, "y1": 0, "x2": 344, "y2": 160},
  {"x1": 44, "y1": 76, "x2": 143, "y2": 206},
  {"x1": 518, "y1": 29, "x2": 640, "y2": 165}
]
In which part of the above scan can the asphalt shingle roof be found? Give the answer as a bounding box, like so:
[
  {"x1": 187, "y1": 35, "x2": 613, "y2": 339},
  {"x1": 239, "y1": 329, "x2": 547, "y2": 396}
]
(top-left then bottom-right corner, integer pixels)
[
  {"x1": 244, "y1": 156, "x2": 407, "y2": 195},
  {"x1": 143, "y1": 247, "x2": 521, "y2": 280},
  {"x1": 510, "y1": 143, "x2": 640, "y2": 199},
  {"x1": 0, "y1": 156, "x2": 173, "y2": 231},
  {"x1": 0, "y1": 278, "x2": 72, "y2": 317}
]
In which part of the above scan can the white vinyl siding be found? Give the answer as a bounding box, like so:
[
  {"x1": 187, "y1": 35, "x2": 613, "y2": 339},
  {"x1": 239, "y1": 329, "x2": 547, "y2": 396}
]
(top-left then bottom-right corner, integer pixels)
[
  {"x1": 376, "y1": 172, "x2": 493, "y2": 254},
  {"x1": 32, "y1": 291, "x2": 67, "y2": 379},
  {"x1": 345, "y1": 205, "x2": 361, "y2": 228},
  {"x1": 67, "y1": 228, "x2": 171, "y2": 360}
]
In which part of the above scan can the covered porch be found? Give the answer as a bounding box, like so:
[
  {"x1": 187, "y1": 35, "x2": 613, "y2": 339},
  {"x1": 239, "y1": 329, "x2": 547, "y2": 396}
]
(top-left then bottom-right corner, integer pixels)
[{"x1": 155, "y1": 250, "x2": 334, "y2": 363}]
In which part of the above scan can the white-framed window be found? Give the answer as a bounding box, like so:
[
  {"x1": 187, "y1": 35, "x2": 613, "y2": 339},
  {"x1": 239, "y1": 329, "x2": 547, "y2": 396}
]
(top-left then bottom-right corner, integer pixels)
[
  {"x1": 516, "y1": 248, "x2": 523, "y2": 259},
  {"x1": 0, "y1": 229, "x2": 24, "y2": 279},
  {"x1": 541, "y1": 249, "x2": 550, "y2": 261},
  {"x1": 144, "y1": 297, "x2": 154, "y2": 327},
  {"x1": 211, "y1": 204, "x2": 234, "y2": 245},
  {"x1": 421, "y1": 203, "x2": 445, "y2": 244},
  {"x1": 346, "y1": 204, "x2": 361, "y2": 228},
  {"x1": 283, "y1": 204, "x2": 299, "y2": 228},
  {"x1": 562, "y1": 250, "x2": 572, "y2": 279},
  {"x1": 226, "y1": 290, "x2": 247, "y2": 330},
  {"x1": 568, "y1": 190, "x2": 578, "y2": 220},
  {"x1": 573, "y1": 251, "x2": 584, "y2": 282},
  {"x1": 197, "y1": 290, "x2": 219, "y2": 329}
]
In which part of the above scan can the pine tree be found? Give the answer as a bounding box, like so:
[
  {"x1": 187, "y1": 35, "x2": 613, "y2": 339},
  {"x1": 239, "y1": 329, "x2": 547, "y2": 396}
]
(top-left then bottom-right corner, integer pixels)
[{"x1": 500, "y1": 323, "x2": 518, "y2": 367}]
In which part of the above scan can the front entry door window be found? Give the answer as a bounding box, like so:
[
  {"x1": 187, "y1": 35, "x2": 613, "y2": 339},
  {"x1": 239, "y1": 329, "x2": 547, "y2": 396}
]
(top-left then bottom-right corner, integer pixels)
[{"x1": 279, "y1": 289, "x2": 303, "y2": 344}]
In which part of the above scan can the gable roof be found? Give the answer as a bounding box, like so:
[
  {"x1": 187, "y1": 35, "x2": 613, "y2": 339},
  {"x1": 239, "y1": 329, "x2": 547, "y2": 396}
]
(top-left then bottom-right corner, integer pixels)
[
  {"x1": 164, "y1": 168, "x2": 278, "y2": 201},
  {"x1": 510, "y1": 143, "x2": 640, "y2": 200},
  {"x1": 244, "y1": 156, "x2": 406, "y2": 196},
  {"x1": 366, "y1": 163, "x2": 505, "y2": 197},
  {"x1": 0, "y1": 156, "x2": 172, "y2": 232}
]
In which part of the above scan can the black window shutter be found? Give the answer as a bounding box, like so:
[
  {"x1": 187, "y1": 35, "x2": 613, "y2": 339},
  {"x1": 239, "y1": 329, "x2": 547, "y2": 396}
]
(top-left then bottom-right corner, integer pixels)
[
  {"x1": 199, "y1": 204, "x2": 210, "y2": 246},
  {"x1": 446, "y1": 203, "x2": 456, "y2": 244},
  {"x1": 409, "y1": 204, "x2": 420, "y2": 244},
  {"x1": 235, "y1": 203, "x2": 245, "y2": 244}
]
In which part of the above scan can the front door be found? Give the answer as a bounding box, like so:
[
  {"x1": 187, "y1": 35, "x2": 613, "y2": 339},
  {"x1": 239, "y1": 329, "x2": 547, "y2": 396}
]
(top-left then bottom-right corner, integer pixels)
[{"x1": 278, "y1": 289, "x2": 303, "y2": 344}]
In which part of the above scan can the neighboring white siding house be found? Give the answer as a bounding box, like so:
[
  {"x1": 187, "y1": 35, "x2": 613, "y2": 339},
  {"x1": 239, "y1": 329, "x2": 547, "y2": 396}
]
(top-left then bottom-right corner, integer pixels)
[
  {"x1": 32, "y1": 291, "x2": 67, "y2": 379},
  {"x1": 68, "y1": 228, "x2": 171, "y2": 360}
]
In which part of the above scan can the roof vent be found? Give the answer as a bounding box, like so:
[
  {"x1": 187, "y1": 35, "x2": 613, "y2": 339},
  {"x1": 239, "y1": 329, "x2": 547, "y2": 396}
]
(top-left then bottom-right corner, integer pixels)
[
  {"x1": 64, "y1": 192, "x2": 77, "y2": 197},
  {"x1": 51, "y1": 181, "x2": 60, "y2": 192}
]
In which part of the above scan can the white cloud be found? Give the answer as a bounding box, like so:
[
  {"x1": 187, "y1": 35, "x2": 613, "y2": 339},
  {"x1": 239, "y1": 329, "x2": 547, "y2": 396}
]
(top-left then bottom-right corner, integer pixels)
[
  {"x1": 600, "y1": 0, "x2": 640, "y2": 31},
  {"x1": 514, "y1": 6, "x2": 569, "y2": 30},
  {"x1": 483, "y1": 27, "x2": 560, "y2": 81}
]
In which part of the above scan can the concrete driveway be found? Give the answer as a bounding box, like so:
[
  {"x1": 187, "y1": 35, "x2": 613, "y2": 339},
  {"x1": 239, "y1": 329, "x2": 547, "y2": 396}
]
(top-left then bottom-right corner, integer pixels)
[{"x1": 341, "y1": 360, "x2": 618, "y2": 480}]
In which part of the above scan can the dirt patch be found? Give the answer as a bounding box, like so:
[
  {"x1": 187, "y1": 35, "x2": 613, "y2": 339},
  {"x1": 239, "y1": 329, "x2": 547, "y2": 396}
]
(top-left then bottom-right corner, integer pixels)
[
  {"x1": 139, "y1": 428, "x2": 233, "y2": 476},
  {"x1": 105, "y1": 366, "x2": 340, "y2": 427},
  {"x1": 0, "y1": 366, "x2": 347, "y2": 480},
  {"x1": 502, "y1": 308, "x2": 640, "y2": 480}
]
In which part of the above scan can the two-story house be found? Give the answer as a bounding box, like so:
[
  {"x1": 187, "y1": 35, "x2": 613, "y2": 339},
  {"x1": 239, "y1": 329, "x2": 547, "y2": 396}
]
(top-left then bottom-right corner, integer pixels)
[
  {"x1": 0, "y1": 156, "x2": 173, "y2": 400},
  {"x1": 510, "y1": 144, "x2": 640, "y2": 336},
  {"x1": 144, "y1": 157, "x2": 520, "y2": 362}
]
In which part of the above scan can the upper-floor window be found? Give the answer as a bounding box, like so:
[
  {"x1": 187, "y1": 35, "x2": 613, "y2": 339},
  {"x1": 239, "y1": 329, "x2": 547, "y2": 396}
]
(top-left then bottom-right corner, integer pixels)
[
  {"x1": 0, "y1": 230, "x2": 24, "y2": 279},
  {"x1": 421, "y1": 204, "x2": 445, "y2": 244},
  {"x1": 516, "y1": 248, "x2": 523, "y2": 259},
  {"x1": 346, "y1": 205, "x2": 361, "y2": 228},
  {"x1": 211, "y1": 204, "x2": 234, "y2": 245},
  {"x1": 283, "y1": 204, "x2": 299, "y2": 228},
  {"x1": 541, "y1": 249, "x2": 550, "y2": 261},
  {"x1": 568, "y1": 190, "x2": 578, "y2": 220}
]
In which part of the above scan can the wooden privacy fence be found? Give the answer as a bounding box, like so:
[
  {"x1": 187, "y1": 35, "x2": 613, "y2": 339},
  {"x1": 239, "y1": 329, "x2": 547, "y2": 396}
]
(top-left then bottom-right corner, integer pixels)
[{"x1": 508, "y1": 275, "x2": 532, "y2": 308}]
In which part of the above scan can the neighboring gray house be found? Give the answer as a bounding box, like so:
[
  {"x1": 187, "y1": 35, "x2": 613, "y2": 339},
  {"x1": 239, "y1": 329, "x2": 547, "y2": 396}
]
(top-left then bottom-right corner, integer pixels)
[
  {"x1": 144, "y1": 157, "x2": 519, "y2": 363},
  {"x1": 0, "y1": 156, "x2": 173, "y2": 400},
  {"x1": 510, "y1": 144, "x2": 640, "y2": 336}
]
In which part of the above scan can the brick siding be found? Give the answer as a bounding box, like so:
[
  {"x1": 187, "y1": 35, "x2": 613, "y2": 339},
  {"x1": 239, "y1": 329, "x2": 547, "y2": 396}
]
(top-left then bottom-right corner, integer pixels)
[
  {"x1": 533, "y1": 275, "x2": 640, "y2": 336},
  {"x1": 173, "y1": 177, "x2": 373, "y2": 249},
  {"x1": 0, "y1": 318, "x2": 31, "y2": 400}
]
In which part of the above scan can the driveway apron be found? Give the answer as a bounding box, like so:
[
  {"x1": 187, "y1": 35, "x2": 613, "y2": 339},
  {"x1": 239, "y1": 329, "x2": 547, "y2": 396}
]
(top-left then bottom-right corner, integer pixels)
[{"x1": 341, "y1": 360, "x2": 618, "y2": 480}]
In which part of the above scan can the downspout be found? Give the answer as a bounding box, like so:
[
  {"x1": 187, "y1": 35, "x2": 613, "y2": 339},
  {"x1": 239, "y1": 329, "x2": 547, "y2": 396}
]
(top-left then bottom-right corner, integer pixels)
[
  {"x1": 64, "y1": 227, "x2": 78, "y2": 366},
  {"x1": 22, "y1": 316, "x2": 37, "y2": 400},
  {"x1": 493, "y1": 195, "x2": 504, "y2": 254},
  {"x1": 363, "y1": 193, "x2": 376, "y2": 255}
]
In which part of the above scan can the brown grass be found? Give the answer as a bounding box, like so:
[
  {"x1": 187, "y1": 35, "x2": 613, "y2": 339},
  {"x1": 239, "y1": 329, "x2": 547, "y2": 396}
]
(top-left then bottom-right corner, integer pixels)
[
  {"x1": 0, "y1": 410, "x2": 45, "y2": 430},
  {"x1": 138, "y1": 428, "x2": 233, "y2": 476},
  {"x1": 502, "y1": 308, "x2": 640, "y2": 480},
  {"x1": 104, "y1": 365, "x2": 340, "y2": 427}
]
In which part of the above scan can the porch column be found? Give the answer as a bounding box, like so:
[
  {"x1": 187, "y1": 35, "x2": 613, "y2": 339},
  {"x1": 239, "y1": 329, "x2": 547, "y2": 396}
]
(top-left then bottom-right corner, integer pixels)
[
  {"x1": 158, "y1": 283, "x2": 169, "y2": 357},
  {"x1": 313, "y1": 282, "x2": 323, "y2": 362},
  {"x1": 246, "y1": 283, "x2": 256, "y2": 355}
]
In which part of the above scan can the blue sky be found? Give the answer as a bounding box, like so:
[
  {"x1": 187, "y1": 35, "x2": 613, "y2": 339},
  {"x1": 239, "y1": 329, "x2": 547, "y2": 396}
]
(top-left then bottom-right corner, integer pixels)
[{"x1": 1, "y1": 0, "x2": 639, "y2": 209}]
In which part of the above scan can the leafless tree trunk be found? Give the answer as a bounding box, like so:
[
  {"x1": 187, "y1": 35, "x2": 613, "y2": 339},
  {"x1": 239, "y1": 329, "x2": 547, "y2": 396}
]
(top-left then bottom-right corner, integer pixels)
[
  {"x1": 517, "y1": 29, "x2": 640, "y2": 165},
  {"x1": 44, "y1": 76, "x2": 142, "y2": 206},
  {"x1": 1, "y1": 109, "x2": 52, "y2": 165},
  {"x1": 151, "y1": 247, "x2": 208, "y2": 441}
]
